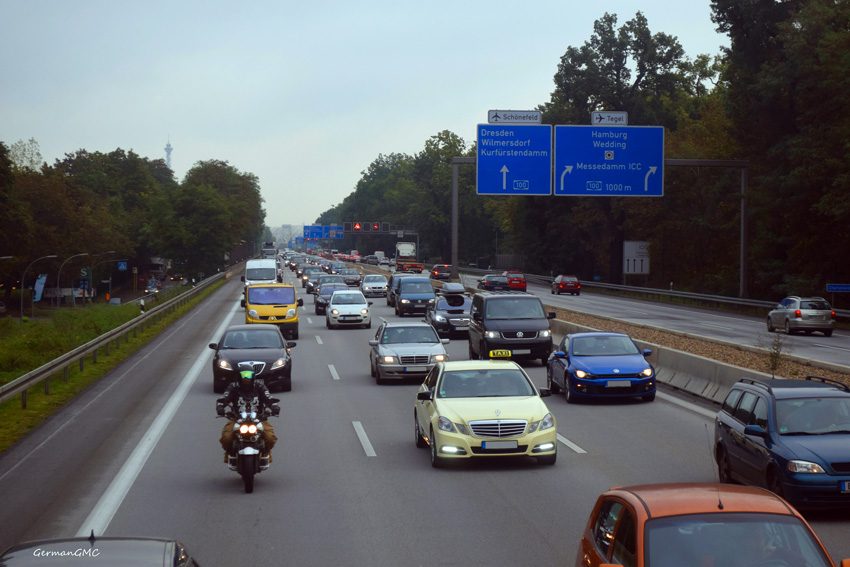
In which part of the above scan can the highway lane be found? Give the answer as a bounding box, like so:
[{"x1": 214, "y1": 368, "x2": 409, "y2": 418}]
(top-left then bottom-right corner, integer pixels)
[
  {"x1": 456, "y1": 273, "x2": 850, "y2": 369},
  {"x1": 1, "y1": 268, "x2": 848, "y2": 565}
]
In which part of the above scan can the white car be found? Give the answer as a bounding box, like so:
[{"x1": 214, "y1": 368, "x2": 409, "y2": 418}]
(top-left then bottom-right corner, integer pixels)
[
  {"x1": 360, "y1": 274, "x2": 388, "y2": 297},
  {"x1": 326, "y1": 290, "x2": 372, "y2": 329}
]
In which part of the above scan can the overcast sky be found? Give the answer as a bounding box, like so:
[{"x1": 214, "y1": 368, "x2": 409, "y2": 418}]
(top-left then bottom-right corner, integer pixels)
[{"x1": 1, "y1": 1, "x2": 727, "y2": 228}]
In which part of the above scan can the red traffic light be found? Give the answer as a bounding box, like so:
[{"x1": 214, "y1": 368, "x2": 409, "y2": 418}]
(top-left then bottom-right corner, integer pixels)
[
  {"x1": 371, "y1": 222, "x2": 380, "y2": 232},
  {"x1": 353, "y1": 222, "x2": 362, "y2": 232}
]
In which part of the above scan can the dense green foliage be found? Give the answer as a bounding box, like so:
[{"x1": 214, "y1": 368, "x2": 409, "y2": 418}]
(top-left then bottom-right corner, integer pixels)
[
  {"x1": 0, "y1": 144, "x2": 265, "y2": 304},
  {"x1": 314, "y1": 7, "x2": 849, "y2": 299}
]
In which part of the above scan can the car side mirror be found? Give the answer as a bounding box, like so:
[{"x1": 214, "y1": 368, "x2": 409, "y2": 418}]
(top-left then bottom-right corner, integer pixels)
[
  {"x1": 547, "y1": 312, "x2": 556, "y2": 319},
  {"x1": 240, "y1": 299, "x2": 245, "y2": 308},
  {"x1": 241, "y1": 275, "x2": 245, "y2": 282},
  {"x1": 297, "y1": 298, "x2": 304, "y2": 306},
  {"x1": 539, "y1": 388, "x2": 551, "y2": 398},
  {"x1": 368, "y1": 340, "x2": 379, "y2": 346},
  {"x1": 473, "y1": 312, "x2": 481, "y2": 321},
  {"x1": 744, "y1": 424, "x2": 769, "y2": 439},
  {"x1": 642, "y1": 349, "x2": 653, "y2": 357},
  {"x1": 839, "y1": 559, "x2": 850, "y2": 567},
  {"x1": 286, "y1": 341, "x2": 297, "y2": 348},
  {"x1": 208, "y1": 343, "x2": 218, "y2": 350},
  {"x1": 417, "y1": 390, "x2": 434, "y2": 401},
  {"x1": 441, "y1": 338, "x2": 450, "y2": 344},
  {"x1": 553, "y1": 350, "x2": 566, "y2": 358},
  {"x1": 368, "y1": 301, "x2": 373, "y2": 306}
]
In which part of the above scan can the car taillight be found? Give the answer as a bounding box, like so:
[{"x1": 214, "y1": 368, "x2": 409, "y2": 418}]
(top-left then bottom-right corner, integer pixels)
[
  {"x1": 794, "y1": 309, "x2": 802, "y2": 318},
  {"x1": 831, "y1": 311, "x2": 837, "y2": 319}
]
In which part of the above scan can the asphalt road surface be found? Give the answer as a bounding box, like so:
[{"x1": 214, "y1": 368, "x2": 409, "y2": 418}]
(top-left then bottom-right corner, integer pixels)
[{"x1": 1, "y1": 269, "x2": 848, "y2": 565}]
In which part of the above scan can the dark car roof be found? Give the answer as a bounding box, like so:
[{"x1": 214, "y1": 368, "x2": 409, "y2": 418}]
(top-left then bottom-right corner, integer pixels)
[
  {"x1": 735, "y1": 377, "x2": 850, "y2": 399},
  {"x1": 0, "y1": 537, "x2": 192, "y2": 566}
]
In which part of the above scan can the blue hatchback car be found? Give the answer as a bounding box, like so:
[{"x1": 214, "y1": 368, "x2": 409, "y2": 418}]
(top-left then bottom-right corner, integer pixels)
[
  {"x1": 714, "y1": 377, "x2": 850, "y2": 509},
  {"x1": 545, "y1": 332, "x2": 656, "y2": 403}
]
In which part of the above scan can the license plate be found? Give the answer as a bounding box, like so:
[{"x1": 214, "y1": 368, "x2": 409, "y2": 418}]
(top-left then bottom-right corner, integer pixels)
[
  {"x1": 512, "y1": 349, "x2": 531, "y2": 355},
  {"x1": 489, "y1": 349, "x2": 512, "y2": 358},
  {"x1": 340, "y1": 316, "x2": 357, "y2": 320},
  {"x1": 607, "y1": 380, "x2": 631, "y2": 388},
  {"x1": 482, "y1": 440, "x2": 518, "y2": 450},
  {"x1": 841, "y1": 481, "x2": 850, "y2": 493},
  {"x1": 452, "y1": 324, "x2": 468, "y2": 330},
  {"x1": 405, "y1": 366, "x2": 427, "y2": 372}
]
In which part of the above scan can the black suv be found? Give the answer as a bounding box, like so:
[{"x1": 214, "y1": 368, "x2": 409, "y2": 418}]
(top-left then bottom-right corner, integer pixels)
[
  {"x1": 714, "y1": 376, "x2": 850, "y2": 509},
  {"x1": 467, "y1": 291, "x2": 555, "y2": 365}
]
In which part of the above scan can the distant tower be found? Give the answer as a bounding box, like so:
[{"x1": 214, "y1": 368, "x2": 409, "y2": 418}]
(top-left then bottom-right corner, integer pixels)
[{"x1": 164, "y1": 139, "x2": 173, "y2": 169}]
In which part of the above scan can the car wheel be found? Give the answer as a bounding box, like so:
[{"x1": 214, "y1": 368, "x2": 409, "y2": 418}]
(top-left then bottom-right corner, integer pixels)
[
  {"x1": 537, "y1": 450, "x2": 557, "y2": 466},
  {"x1": 430, "y1": 427, "x2": 445, "y2": 468},
  {"x1": 564, "y1": 377, "x2": 575, "y2": 404},
  {"x1": 784, "y1": 320, "x2": 794, "y2": 335},
  {"x1": 291, "y1": 328, "x2": 299, "y2": 340},
  {"x1": 717, "y1": 446, "x2": 733, "y2": 483},
  {"x1": 767, "y1": 317, "x2": 775, "y2": 332},
  {"x1": 213, "y1": 380, "x2": 225, "y2": 394},
  {"x1": 365, "y1": 320, "x2": 371, "y2": 329},
  {"x1": 281, "y1": 377, "x2": 292, "y2": 392},
  {"x1": 546, "y1": 366, "x2": 560, "y2": 394},
  {"x1": 479, "y1": 343, "x2": 488, "y2": 360},
  {"x1": 767, "y1": 467, "x2": 784, "y2": 498},
  {"x1": 414, "y1": 412, "x2": 427, "y2": 448},
  {"x1": 575, "y1": 292, "x2": 580, "y2": 296},
  {"x1": 550, "y1": 288, "x2": 554, "y2": 294},
  {"x1": 824, "y1": 329, "x2": 833, "y2": 337},
  {"x1": 326, "y1": 318, "x2": 332, "y2": 329},
  {"x1": 375, "y1": 367, "x2": 385, "y2": 385},
  {"x1": 642, "y1": 391, "x2": 655, "y2": 402},
  {"x1": 468, "y1": 341, "x2": 475, "y2": 360}
]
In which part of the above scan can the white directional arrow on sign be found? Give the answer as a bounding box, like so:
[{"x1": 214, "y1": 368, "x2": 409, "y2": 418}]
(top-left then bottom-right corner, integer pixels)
[
  {"x1": 644, "y1": 166, "x2": 657, "y2": 192},
  {"x1": 559, "y1": 165, "x2": 573, "y2": 192},
  {"x1": 500, "y1": 165, "x2": 509, "y2": 190}
]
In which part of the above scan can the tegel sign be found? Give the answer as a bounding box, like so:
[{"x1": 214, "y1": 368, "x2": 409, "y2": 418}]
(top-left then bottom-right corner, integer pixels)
[
  {"x1": 487, "y1": 109, "x2": 542, "y2": 124},
  {"x1": 554, "y1": 125, "x2": 664, "y2": 197},
  {"x1": 591, "y1": 110, "x2": 628, "y2": 125},
  {"x1": 477, "y1": 124, "x2": 552, "y2": 195}
]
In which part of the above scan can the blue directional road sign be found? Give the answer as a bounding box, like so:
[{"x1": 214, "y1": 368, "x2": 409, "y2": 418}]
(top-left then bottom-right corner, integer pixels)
[
  {"x1": 322, "y1": 225, "x2": 344, "y2": 239},
  {"x1": 303, "y1": 225, "x2": 322, "y2": 239},
  {"x1": 554, "y1": 125, "x2": 664, "y2": 197},
  {"x1": 477, "y1": 124, "x2": 552, "y2": 195},
  {"x1": 826, "y1": 283, "x2": 850, "y2": 293}
]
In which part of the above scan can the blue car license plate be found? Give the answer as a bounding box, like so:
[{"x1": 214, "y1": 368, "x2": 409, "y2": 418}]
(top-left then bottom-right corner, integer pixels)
[
  {"x1": 482, "y1": 440, "x2": 517, "y2": 450},
  {"x1": 841, "y1": 481, "x2": 850, "y2": 493}
]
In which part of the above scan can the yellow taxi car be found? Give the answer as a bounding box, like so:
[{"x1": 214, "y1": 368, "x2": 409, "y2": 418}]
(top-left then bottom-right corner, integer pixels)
[
  {"x1": 242, "y1": 283, "x2": 303, "y2": 340},
  {"x1": 414, "y1": 360, "x2": 557, "y2": 468}
]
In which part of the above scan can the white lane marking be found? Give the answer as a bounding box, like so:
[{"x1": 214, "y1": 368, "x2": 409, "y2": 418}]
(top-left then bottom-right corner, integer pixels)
[
  {"x1": 0, "y1": 295, "x2": 222, "y2": 484},
  {"x1": 657, "y1": 391, "x2": 716, "y2": 419},
  {"x1": 316, "y1": 336, "x2": 323, "y2": 345},
  {"x1": 328, "y1": 364, "x2": 340, "y2": 381},
  {"x1": 306, "y1": 317, "x2": 313, "y2": 324},
  {"x1": 697, "y1": 322, "x2": 731, "y2": 330},
  {"x1": 352, "y1": 421, "x2": 376, "y2": 457},
  {"x1": 76, "y1": 300, "x2": 241, "y2": 537},
  {"x1": 557, "y1": 434, "x2": 587, "y2": 454},
  {"x1": 813, "y1": 342, "x2": 850, "y2": 352}
]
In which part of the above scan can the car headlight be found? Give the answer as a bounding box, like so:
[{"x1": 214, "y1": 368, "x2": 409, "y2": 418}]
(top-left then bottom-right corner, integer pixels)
[
  {"x1": 361, "y1": 308, "x2": 369, "y2": 315},
  {"x1": 641, "y1": 367, "x2": 653, "y2": 377},
  {"x1": 787, "y1": 460, "x2": 826, "y2": 474},
  {"x1": 302, "y1": 275, "x2": 308, "y2": 280},
  {"x1": 575, "y1": 370, "x2": 588, "y2": 379},
  {"x1": 539, "y1": 330, "x2": 551, "y2": 338},
  {"x1": 432, "y1": 354, "x2": 447, "y2": 362},
  {"x1": 248, "y1": 309, "x2": 258, "y2": 318},
  {"x1": 485, "y1": 331, "x2": 499, "y2": 339},
  {"x1": 270, "y1": 357, "x2": 286, "y2": 370},
  {"x1": 330, "y1": 309, "x2": 339, "y2": 316},
  {"x1": 381, "y1": 355, "x2": 398, "y2": 364},
  {"x1": 287, "y1": 308, "x2": 296, "y2": 318},
  {"x1": 428, "y1": 298, "x2": 435, "y2": 304},
  {"x1": 401, "y1": 299, "x2": 411, "y2": 304},
  {"x1": 434, "y1": 314, "x2": 447, "y2": 322},
  {"x1": 438, "y1": 416, "x2": 456, "y2": 433},
  {"x1": 455, "y1": 422, "x2": 468, "y2": 435},
  {"x1": 539, "y1": 413, "x2": 555, "y2": 431},
  {"x1": 218, "y1": 360, "x2": 233, "y2": 370}
]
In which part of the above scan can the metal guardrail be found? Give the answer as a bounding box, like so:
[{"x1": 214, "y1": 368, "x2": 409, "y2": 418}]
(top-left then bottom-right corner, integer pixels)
[{"x1": 0, "y1": 272, "x2": 228, "y2": 408}]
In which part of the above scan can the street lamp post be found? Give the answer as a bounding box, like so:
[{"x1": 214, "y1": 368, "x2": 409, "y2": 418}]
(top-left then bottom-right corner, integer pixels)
[
  {"x1": 88, "y1": 251, "x2": 118, "y2": 305},
  {"x1": 56, "y1": 252, "x2": 89, "y2": 307},
  {"x1": 20, "y1": 254, "x2": 58, "y2": 322}
]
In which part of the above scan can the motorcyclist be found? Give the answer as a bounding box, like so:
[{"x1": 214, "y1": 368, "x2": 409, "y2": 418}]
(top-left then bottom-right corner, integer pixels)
[{"x1": 216, "y1": 369, "x2": 279, "y2": 462}]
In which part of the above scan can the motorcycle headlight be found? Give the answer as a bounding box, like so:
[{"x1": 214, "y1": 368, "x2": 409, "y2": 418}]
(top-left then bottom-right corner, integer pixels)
[
  {"x1": 438, "y1": 416, "x2": 456, "y2": 433},
  {"x1": 539, "y1": 330, "x2": 551, "y2": 338},
  {"x1": 575, "y1": 370, "x2": 588, "y2": 379},
  {"x1": 287, "y1": 308, "x2": 296, "y2": 318},
  {"x1": 641, "y1": 367, "x2": 653, "y2": 377},
  {"x1": 432, "y1": 354, "x2": 447, "y2": 362},
  {"x1": 787, "y1": 460, "x2": 826, "y2": 474},
  {"x1": 270, "y1": 357, "x2": 286, "y2": 370},
  {"x1": 248, "y1": 309, "x2": 258, "y2": 318},
  {"x1": 218, "y1": 359, "x2": 233, "y2": 370}
]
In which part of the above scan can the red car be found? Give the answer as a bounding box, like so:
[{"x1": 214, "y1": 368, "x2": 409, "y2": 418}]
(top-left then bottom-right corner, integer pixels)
[
  {"x1": 552, "y1": 274, "x2": 581, "y2": 295},
  {"x1": 501, "y1": 270, "x2": 527, "y2": 292}
]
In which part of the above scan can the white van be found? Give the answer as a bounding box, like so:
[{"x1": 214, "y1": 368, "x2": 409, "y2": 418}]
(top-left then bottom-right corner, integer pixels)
[{"x1": 243, "y1": 258, "x2": 280, "y2": 288}]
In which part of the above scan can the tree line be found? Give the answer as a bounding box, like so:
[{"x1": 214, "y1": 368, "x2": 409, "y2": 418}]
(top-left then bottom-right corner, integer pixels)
[
  {"x1": 315, "y1": 5, "x2": 850, "y2": 301},
  {"x1": 0, "y1": 141, "x2": 266, "y2": 302}
]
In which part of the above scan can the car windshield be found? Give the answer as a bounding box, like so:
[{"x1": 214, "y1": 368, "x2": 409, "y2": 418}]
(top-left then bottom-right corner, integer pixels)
[
  {"x1": 572, "y1": 335, "x2": 640, "y2": 356},
  {"x1": 776, "y1": 397, "x2": 850, "y2": 434},
  {"x1": 484, "y1": 275, "x2": 507, "y2": 283},
  {"x1": 247, "y1": 287, "x2": 295, "y2": 305},
  {"x1": 332, "y1": 293, "x2": 365, "y2": 305},
  {"x1": 363, "y1": 275, "x2": 387, "y2": 283},
  {"x1": 222, "y1": 329, "x2": 283, "y2": 349},
  {"x1": 245, "y1": 268, "x2": 276, "y2": 280},
  {"x1": 319, "y1": 276, "x2": 345, "y2": 284},
  {"x1": 381, "y1": 326, "x2": 439, "y2": 344},
  {"x1": 438, "y1": 369, "x2": 535, "y2": 398},
  {"x1": 645, "y1": 513, "x2": 831, "y2": 567},
  {"x1": 401, "y1": 281, "x2": 433, "y2": 294},
  {"x1": 341, "y1": 269, "x2": 359, "y2": 275},
  {"x1": 320, "y1": 284, "x2": 348, "y2": 297},
  {"x1": 484, "y1": 297, "x2": 545, "y2": 319}
]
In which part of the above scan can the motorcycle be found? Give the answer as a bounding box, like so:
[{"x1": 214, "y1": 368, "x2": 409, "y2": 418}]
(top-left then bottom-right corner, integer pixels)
[{"x1": 218, "y1": 395, "x2": 280, "y2": 493}]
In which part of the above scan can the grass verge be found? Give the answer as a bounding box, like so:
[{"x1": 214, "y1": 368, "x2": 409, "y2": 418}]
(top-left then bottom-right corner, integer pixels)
[{"x1": 0, "y1": 280, "x2": 225, "y2": 454}]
